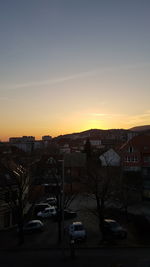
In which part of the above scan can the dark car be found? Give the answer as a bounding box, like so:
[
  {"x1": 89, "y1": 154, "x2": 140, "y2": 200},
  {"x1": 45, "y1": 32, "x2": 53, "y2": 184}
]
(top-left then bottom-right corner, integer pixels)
[
  {"x1": 53, "y1": 209, "x2": 77, "y2": 221},
  {"x1": 104, "y1": 219, "x2": 127, "y2": 239},
  {"x1": 23, "y1": 220, "x2": 44, "y2": 234}
]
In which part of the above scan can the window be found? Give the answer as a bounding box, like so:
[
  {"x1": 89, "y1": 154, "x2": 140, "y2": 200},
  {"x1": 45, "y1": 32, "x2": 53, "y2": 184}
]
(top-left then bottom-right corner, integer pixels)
[
  {"x1": 134, "y1": 156, "x2": 138, "y2": 162},
  {"x1": 125, "y1": 156, "x2": 138, "y2": 162},
  {"x1": 132, "y1": 156, "x2": 138, "y2": 162},
  {"x1": 124, "y1": 156, "x2": 130, "y2": 162},
  {"x1": 127, "y1": 156, "x2": 131, "y2": 162},
  {"x1": 128, "y1": 146, "x2": 134, "y2": 153}
]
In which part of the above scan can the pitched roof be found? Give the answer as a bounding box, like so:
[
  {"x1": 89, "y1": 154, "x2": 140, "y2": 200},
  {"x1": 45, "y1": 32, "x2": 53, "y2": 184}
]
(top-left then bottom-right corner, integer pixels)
[{"x1": 120, "y1": 133, "x2": 150, "y2": 152}]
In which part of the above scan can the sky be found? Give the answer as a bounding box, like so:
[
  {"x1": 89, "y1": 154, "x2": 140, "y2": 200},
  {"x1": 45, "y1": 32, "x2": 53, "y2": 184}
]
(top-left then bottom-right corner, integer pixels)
[{"x1": 0, "y1": 0, "x2": 150, "y2": 141}]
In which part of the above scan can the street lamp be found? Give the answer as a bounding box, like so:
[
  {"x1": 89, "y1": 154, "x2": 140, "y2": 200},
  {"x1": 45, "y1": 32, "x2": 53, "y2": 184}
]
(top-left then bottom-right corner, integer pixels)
[
  {"x1": 47, "y1": 157, "x2": 64, "y2": 241},
  {"x1": 58, "y1": 160, "x2": 64, "y2": 237},
  {"x1": 58, "y1": 159, "x2": 65, "y2": 257},
  {"x1": 47, "y1": 157, "x2": 65, "y2": 254}
]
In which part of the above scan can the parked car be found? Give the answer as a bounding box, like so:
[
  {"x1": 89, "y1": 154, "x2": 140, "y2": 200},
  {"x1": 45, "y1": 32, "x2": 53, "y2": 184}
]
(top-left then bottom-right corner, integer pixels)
[
  {"x1": 34, "y1": 203, "x2": 51, "y2": 214},
  {"x1": 46, "y1": 197, "x2": 57, "y2": 206},
  {"x1": 23, "y1": 220, "x2": 44, "y2": 233},
  {"x1": 68, "y1": 221, "x2": 87, "y2": 241},
  {"x1": 37, "y1": 206, "x2": 57, "y2": 218},
  {"x1": 53, "y1": 209, "x2": 77, "y2": 221},
  {"x1": 104, "y1": 219, "x2": 127, "y2": 239}
]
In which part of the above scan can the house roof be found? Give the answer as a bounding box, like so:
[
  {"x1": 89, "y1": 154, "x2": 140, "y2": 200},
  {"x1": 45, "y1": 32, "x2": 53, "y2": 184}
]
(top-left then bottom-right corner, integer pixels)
[
  {"x1": 120, "y1": 134, "x2": 150, "y2": 153},
  {"x1": 99, "y1": 148, "x2": 120, "y2": 157}
]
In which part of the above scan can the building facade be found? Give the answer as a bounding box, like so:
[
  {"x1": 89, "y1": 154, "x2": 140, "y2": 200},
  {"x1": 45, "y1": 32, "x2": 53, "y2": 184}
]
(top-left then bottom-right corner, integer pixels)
[{"x1": 120, "y1": 133, "x2": 150, "y2": 199}]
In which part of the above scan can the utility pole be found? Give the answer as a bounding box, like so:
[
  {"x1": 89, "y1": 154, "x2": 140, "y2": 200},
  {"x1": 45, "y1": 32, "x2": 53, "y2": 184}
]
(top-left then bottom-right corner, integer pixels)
[{"x1": 58, "y1": 159, "x2": 65, "y2": 257}]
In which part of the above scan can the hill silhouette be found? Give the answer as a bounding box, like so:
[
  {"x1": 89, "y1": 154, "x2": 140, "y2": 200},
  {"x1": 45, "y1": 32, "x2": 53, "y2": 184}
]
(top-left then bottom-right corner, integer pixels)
[{"x1": 129, "y1": 125, "x2": 150, "y2": 132}]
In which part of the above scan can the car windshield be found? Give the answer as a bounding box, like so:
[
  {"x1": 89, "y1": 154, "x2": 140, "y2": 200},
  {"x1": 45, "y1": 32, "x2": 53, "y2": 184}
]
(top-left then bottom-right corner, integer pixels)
[{"x1": 74, "y1": 225, "x2": 84, "y2": 231}]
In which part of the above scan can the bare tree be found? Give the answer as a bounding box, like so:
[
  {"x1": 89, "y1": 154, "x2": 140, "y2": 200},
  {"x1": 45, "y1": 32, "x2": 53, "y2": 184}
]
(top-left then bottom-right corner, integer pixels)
[
  {"x1": 82, "y1": 154, "x2": 120, "y2": 241},
  {"x1": 115, "y1": 171, "x2": 142, "y2": 221},
  {"x1": 63, "y1": 192, "x2": 78, "y2": 210},
  {"x1": 0, "y1": 161, "x2": 30, "y2": 245},
  {"x1": 44, "y1": 156, "x2": 79, "y2": 245}
]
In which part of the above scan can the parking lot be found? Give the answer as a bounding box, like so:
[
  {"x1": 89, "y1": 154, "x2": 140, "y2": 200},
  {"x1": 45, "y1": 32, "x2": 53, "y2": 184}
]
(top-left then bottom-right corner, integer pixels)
[{"x1": 0, "y1": 194, "x2": 150, "y2": 250}]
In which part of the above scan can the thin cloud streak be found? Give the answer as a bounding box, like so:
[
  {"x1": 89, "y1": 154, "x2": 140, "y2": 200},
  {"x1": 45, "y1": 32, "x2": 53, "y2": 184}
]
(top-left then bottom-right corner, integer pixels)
[
  {"x1": 89, "y1": 110, "x2": 150, "y2": 128},
  {"x1": 3, "y1": 69, "x2": 99, "y2": 90},
  {"x1": 90, "y1": 113, "x2": 126, "y2": 118},
  {"x1": 2, "y1": 62, "x2": 150, "y2": 90},
  {"x1": 89, "y1": 113, "x2": 126, "y2": 120},
  {"x1": 90, "y1": 113, "x2": 107, "y2": 117}
]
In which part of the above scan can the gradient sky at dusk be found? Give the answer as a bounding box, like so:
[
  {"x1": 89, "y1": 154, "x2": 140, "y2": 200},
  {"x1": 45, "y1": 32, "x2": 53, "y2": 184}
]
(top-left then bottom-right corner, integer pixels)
[{"x1": 0, "y1": 0, "x2": 150, "y2": 141}]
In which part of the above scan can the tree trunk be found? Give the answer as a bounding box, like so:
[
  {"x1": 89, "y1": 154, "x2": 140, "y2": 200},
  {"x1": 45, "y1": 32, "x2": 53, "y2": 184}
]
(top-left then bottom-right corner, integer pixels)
[
  {"x1": 96, "y1": 195, "x2": 105, "y2": 242},
  {"x1": 18, "y1": 221, "x2": 24, "y2": 245},
  {"x1": 17, "y1": 207, "x2": 24, "y2": 245},
  {"x1": 17, "y1": 196, "x2": 25, "y2": 245},
  {"x1": 56, "y1": 194, "x2": 62, "y2": 243},
  {"x1": 124, "y1": 205, "x2": 129, "y2": 222}
]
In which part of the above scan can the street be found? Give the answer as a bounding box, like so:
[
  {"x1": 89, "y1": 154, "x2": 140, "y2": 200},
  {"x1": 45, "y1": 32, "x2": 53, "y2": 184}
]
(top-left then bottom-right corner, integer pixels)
[
  {"x1": 1, "y1": 194, "x2": 150, "y2": 250},
  {"x1": 1, "y1": 248, "x2": 150, "y2": 267}
]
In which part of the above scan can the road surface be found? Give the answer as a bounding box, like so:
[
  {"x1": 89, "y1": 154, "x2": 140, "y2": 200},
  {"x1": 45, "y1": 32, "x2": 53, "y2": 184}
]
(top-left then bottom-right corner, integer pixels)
[{"x1": 0, "y1": 247, "x2": 150, "y2": 267}]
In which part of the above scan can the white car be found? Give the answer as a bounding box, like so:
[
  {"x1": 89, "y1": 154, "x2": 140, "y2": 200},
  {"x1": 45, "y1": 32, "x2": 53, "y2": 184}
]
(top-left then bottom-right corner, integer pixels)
[
  {"x1": 68, "y1": 222, "x2": 87, "y2": 241},
  {"x1": 37, "y1": 206, "x2": 56, "y2": 218}
]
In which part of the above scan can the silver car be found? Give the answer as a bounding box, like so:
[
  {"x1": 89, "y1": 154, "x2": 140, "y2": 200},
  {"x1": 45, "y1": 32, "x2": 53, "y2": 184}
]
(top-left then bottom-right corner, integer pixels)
[
  {"x1": 37, "y1": 207, "x2": 56, "y2": 218},
  {"x1": 68, "y1": 222, "x2": 87, "y2": 241}
]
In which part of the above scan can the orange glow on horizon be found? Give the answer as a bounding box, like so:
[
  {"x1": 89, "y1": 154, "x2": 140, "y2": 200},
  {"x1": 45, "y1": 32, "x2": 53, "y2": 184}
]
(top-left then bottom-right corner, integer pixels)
[
  {"x1": 0, "y1": 111, "x2": 149, "y2": 142},
  {"x1": 1, "y1": 125, "x2": 130, "y2": 142}
]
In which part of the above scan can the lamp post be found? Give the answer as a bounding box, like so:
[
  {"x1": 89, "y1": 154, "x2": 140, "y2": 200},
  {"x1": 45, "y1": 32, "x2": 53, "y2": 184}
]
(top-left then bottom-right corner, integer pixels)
[
  {"x1": 58, "y1": 159, "x2": 65, "y2": 257},
  {"x1": 47, "y1": 157, "x2": 63, "y2": 243},
  {"x1": 47, "y1": 157, "x2": 65, "y2": 252}
]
